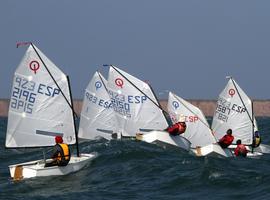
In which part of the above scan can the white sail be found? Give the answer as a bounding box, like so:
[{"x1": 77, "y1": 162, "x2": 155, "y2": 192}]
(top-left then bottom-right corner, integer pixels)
[
  {"x1": 78, "y1": 71, "x2": 118, "y2": 140},
  {"x1": 167, "y1": 92, "x2": 217, "y2": 148},
  {"x1": 211, "y1": 77, "x2": 255, "y2": 145},
  {"x1": 106, "y1": 66, "x2": 168, "y2": 137},
  {"x1": 6, "y1": 44, "x2": 75, "y2": 148}
]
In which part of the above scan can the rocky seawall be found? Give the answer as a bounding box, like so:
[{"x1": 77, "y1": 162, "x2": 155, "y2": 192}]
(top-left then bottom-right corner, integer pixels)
[{"x1": 1, "y1": 99, "x2": 270, "y2": 117}]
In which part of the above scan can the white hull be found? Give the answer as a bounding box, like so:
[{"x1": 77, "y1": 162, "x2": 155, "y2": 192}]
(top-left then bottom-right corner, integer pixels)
[
  {"x1": 225, "y1": 145, "x2": 263, "y2": 157},
  {"x1": 9, "y1": 153, "x2": 96, "y2": 180},
  {"x1": 190, "y1": 144, "x2": 233, "y2": 157},
  {"x1": 136, "y1": 130, "x2": 191, "y2": 151},
  {"x1": 252, "y1": 144, "x2": 270, "y2": 154},
  {"x1": 246, "y1": 151, "x2": 263, "y2": 157},
  {"x1": 191, "y1": 144, "x2": 264, "y2": 158}
]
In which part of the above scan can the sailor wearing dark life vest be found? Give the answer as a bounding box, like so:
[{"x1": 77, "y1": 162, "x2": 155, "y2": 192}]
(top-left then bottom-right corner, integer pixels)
[
  {"x1": 252, "y1": 131, "x2": 261, "y2": 148},
  {"x1": 218, "y1": 129, "x2": 234, "y2": 148},
  {"x1": 234, "y1": 139, "x2": 248, "y2": 157},
  {"x1": 166, "y1": 114, "x2": 187, "y2": 136},
  {"x1": 45, "y1": 136, "x2": 71, "y2": 167}
]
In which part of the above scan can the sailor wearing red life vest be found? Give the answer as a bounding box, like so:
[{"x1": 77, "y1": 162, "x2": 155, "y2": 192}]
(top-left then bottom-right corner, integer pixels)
[
  {"x1": 167, "y1": 114, "x2": 187, "y2": 136},
  {"x1": 234, "y1": 139, "x2": 248, "y2": 157},
  {"x1": 218, "y1": 129, "x2": 234, "y2": 148}
]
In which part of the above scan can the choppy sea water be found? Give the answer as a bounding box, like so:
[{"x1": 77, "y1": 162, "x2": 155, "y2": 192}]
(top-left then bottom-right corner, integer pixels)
[{"x1": 1, "y1": 117, "x2": 270, "y2": 200}]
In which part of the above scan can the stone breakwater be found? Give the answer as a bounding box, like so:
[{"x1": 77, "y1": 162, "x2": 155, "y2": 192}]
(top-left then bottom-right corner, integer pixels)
[{"x1": 1, "y1": 99, "x2": 270, "y2": 117}]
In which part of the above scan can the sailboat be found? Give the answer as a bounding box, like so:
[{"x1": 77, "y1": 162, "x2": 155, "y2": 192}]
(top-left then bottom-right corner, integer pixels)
[
  {"x1": 6, "y1": 43, "x2": 96, "y2": 180},
  {"x1": 104, "y1": 65, "x2": 191, "y2": 151},
  {"x1": 167, "y1": 92, "x2": 231, "y2": 157},
  {"x1": 78, "y1": 71, "x2": 118, "y2": 140},
  {"x1": 211, "y1": 76, "x2": 270, "y2": 156}
]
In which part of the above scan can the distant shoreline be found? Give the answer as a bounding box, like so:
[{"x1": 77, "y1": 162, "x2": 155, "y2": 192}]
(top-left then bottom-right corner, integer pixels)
[{"x1": 1, "y1": 99, "x2": 270, "y2": 117}]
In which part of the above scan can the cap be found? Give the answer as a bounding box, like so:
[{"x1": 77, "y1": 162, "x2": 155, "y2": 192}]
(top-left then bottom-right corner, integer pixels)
[{"x1": 55, "y1": 136, "x2": 63, "y2": 143}]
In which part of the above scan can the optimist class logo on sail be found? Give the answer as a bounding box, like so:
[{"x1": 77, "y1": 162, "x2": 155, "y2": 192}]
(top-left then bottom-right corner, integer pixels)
[
  {"x1": 228, "y1": 89, "x2": 235, "y2": 97},
  {"x1": 95, "y1": 81, "x2": 102, "y2": 91},
  {"x1": 29, "y1": 60, "x2": 40, "y2": 74},
  {"x1": 172, "y1": 101, "x2": 179, "y2": 109},
  {"x1": 115, "y1": 78, "x2": 124, "y2": 88}
]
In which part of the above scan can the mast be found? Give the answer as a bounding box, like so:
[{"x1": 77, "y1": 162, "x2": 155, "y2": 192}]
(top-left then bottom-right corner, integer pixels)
[
  {"x1": 251, "y1": 100, "x2": 255, "y2": 152},
  {"x1": 67, "y1": 75, "x2": 80, "y2": 157}
]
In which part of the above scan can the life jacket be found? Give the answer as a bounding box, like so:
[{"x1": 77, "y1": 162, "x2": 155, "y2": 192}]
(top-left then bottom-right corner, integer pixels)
[
  {"x1": 167, "y1": 122, "x2": 186, "y2": 136},
  {"x1": 253, "y1": 136, "x2": 261, "y2": 148},
  {"x1": 219, "y1": 134, "x2": 234, "y2": 148},
  {"x1": 56, "y1": 143, "x2": 70, "y2": 165},
  {"x1": 234, "y1": 144, "x2": 247, "y2": 157},
  {"x1": 255, "y1": 137, "x2": 261, "y2": 147},
  {"x1": 178, "y1": 122, "x2": 187, "y2": 133}
]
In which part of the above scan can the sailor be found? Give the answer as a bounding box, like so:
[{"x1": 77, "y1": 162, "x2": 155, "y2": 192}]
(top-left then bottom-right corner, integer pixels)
[
  {"x1": 234, "y1": 139, "x2": 248, "y2": 157},
  {"x1": 252, "y1": 131, "x2": 261, "y2": 148},
  {"x1": 166, "y1": 114, "x2": 187, "y2": 136},
  {"x1": 45, "y1": 136, "x2": 71, "y2": 167},
  {"x1": 218, "y1": 129, "x2": 234, "y2": 148}
]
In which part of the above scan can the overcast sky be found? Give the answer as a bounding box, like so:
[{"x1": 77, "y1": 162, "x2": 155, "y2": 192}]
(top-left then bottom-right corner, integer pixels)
[{"x1": 1, "y1": 1, "x2": 270, "y2": 99}]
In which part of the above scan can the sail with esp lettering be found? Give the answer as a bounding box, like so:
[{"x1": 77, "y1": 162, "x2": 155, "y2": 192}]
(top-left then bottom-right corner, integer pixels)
[
  {"x1": 211, "y1": 77, "x2": 257, "y2": 145},
  {"x1": 106, "y1": 65, "x2": 168, "y2": 137},
  {"x1": 167, "y1": 92, "x2": 217, "y2": 148},
  {"x1": 6, "y1": 44, "x2": 75, "y2": 147},
  {"x1": 78, "y1": 71, "x2": 118, "y2": 140}
]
